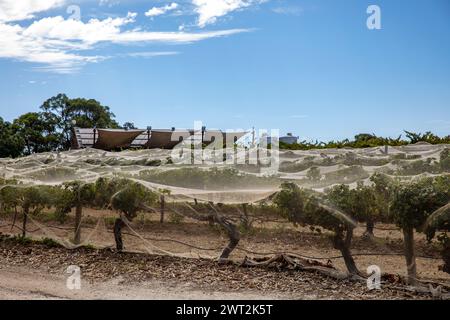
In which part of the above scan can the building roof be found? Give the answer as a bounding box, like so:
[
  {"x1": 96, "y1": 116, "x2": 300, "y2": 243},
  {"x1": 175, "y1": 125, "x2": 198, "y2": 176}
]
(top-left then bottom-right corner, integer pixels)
[
  {"x1": 71, "y1": 127, "x2": 248, "y2": 150},
  {"x1": 94, "y1": 129, "x2": 145, "y2": 150}
]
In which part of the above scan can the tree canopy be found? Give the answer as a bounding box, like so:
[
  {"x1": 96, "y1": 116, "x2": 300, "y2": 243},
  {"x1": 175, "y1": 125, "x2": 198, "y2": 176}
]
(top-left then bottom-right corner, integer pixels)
[
  {"x1": 40, "y1": 93, "x2": 119, "y2": 149},
  {"x1": 0, "y1": 117, "x2": 24, "y2": 158},
  {"x1": 12, "y1": 112, "x2": 60, "y2": 155}
]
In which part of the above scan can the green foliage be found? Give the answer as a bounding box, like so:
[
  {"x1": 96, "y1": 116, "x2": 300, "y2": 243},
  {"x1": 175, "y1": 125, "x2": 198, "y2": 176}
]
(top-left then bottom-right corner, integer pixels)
[
  {"x1": 274, "y1": 182, "x2": 351, "y2": 232},
  {"x1": 19, "y1": 186, "x2": 54, "y2": 214},
  {"x1": 404, "y1": 131, "x2": 450, "y2": 145},
  {"x1": 12, "y1": 112, "x2": 60, "y2": 155},
  {"x1": 54, "y1": 181, "x2": 96, "y2": 221},
  {"x1": 0, "y1": 180, "x2": 20, "y2": 213},
  {"x1": 110, "y1": 179, "x2": 158, "y2": 218},
  {"x1": 390, "y1": 176, "x2": 450, "y2": 231},
  {"x1": 40, "y1": 237, "x2": 60, "y2": 248},
  {"x1": 326, "y1": 182, "x2": 379, "y2": 223},
  {"x1": 369, "y1": 173, "x2": 394, "y2": 220},
  {"x1": 12, "y1": 235, "x2": 33, "y2": 245},
  {"x1": 93, "y1": 177, "x2": 123, "y2": 208},
  {"x1": 0, "y1": 117, "x2": 24, "y2": 158},
  {"x1": 122, "y1": 122, "x2": 137, "y2": 130},
  {"x1": 280, "y1": 131, "x2": 450, "y2": 151},
  {"x1": 40, "y1": 93, "x2": 119, "y2": 149},
  {"x1": 67, "y1": 97, "x2": 119, "y2": 129}
]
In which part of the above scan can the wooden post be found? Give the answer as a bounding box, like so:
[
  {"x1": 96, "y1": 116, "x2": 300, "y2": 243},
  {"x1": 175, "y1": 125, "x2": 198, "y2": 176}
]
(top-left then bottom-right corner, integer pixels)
[
  {"x1": 403, "y1": 227, "x2": 417, "y2": 285},
  {"x1": 22, "y1": 209, "x2": 28, "y2": 238},
  {"x1": 160, "y1": 195, "x2": 165, "y2": 224},
  {"x1": 74, "y1": 203, "x2": 82, "y2": 245}
]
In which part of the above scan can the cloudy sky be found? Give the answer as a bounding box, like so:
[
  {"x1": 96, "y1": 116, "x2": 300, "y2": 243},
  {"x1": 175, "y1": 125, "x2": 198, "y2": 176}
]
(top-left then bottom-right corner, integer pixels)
[{"x1": 0, "y1": 0, "x2": 449, "y2": 140}]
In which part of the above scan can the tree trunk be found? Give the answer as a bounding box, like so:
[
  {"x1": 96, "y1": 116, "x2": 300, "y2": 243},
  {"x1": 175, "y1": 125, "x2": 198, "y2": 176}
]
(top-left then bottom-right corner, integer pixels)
[
  {"x1": 73, "y1": 203, "x2": 82, "y2": 245},
  {"x1": 364, "y1": 219, "x2": 375, "y2": 238},
  {"x1": 240, "y1": 203, "x2": 250, "y2": 231},
  {"x1": 441, "y1": 243, "x2": 450, "y2": 274},
  {"x1": 403, "y1": 227, "x2": 417, "y2": 286},
  {"x1": 113, "y1": 218, "x2": 126, "y2": 251},
  {"x1": 333, "y1": 228, "x2": 360, "y2": 275},
  {"x1": 10, "y1": 206, "x2": 18, "y2": 232},
  {"x1": 160, "y1": 195, "x2": 165, "y2": 224},
  {"x1": 214, "y1": 212, "x2": 241, "y2": 263},
  {"x1": 22, "y1": 208, "x2": 28, "y2": 238}
]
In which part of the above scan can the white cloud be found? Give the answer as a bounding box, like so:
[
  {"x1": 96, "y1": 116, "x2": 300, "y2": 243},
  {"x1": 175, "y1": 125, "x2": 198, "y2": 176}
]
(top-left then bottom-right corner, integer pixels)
[
  {"x1": 0, "y1": 0, "x2": 66, "y2": 22},
  {"x1": 99, "y1": 0, "x2": 120, "y2": 7},
  {"x1": 145, "y1": 2, "x2": 179, "y2": 17},
  {"x1": 0, "y1": 12, "x2": 250, "y2": 73},
  {"x1": 272, "y1": 6, "x2": 303, "y2": 16},
  {"x1": 23, "y1": 12, "x2": 138, "y2": 45},
  {"x1": 192, "y1": 0, "x2": 265, "y2": 27},
  {"x1": 125, "y1": 51, "x2": 179, "y2": 58}
]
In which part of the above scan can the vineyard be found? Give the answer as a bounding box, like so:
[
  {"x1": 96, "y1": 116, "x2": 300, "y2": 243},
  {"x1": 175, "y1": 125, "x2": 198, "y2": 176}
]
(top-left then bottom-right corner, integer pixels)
[{"x1": 0, "y1": 142, "x2": 449, "y2": 299}]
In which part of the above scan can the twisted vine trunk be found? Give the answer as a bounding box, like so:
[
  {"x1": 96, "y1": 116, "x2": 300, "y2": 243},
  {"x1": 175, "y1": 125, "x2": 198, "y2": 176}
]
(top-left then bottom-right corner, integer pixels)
[
  {"x1": 218, "y1": 221, "x2": 240, "y2": 263},
  {"x1": 403, "y1": 227, "x2": 417, "y2": 285},
  {"x1": 113, "y1": 218, "x2": 126, "y2": 251},
  {"x1": 22, "y1": 207, "x2": 28, "y2": 238},
  {"x1": 333, "y1": 227, "x2": 359, "y2": 276},
  {"x1": 212, "y1": 210, "x2": 241, "y2": 263}
]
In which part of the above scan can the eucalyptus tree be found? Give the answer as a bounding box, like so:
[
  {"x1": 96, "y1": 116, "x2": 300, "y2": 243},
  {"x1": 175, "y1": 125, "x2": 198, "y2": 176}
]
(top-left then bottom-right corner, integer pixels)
[
  {"x1": 12, "y1": 112, "x2": 60, "y2": 155},
  {"x1": 40, "y1": 94, "x2": 120, "y2": 149},
  {"x1": 0, "y1": 117, "x2": 24, "y2": 158}
]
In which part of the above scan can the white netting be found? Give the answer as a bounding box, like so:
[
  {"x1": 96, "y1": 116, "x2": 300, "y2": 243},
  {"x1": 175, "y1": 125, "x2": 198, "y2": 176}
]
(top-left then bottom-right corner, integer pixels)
[{"x1": 0, "y1": 143, "x2": 448, "y2": 257}]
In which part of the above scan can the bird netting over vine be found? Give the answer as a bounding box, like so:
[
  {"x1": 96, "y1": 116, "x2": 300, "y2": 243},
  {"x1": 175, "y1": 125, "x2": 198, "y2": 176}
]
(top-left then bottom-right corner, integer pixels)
[
  {"x1": 0, "y1": 142, "x2": 448, "y2": 203},
  {"x1": 0, "y1": 143, "x2": 449, "y2": 258}
]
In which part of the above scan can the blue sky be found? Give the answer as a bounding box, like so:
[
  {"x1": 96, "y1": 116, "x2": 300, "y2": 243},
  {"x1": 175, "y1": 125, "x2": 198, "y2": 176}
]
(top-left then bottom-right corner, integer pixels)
[{"x1": 0, "y1": 0, "x2": 449, "y2": 141}]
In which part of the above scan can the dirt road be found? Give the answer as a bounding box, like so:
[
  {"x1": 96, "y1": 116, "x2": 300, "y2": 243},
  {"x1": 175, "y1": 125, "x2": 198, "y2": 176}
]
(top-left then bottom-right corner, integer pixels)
[
  {"x1": 1, "y1": 236, "x2": 431, "y2": 300},
  {"x1": 0, "y1": 265, "x2": 298, "y2": 300}
]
